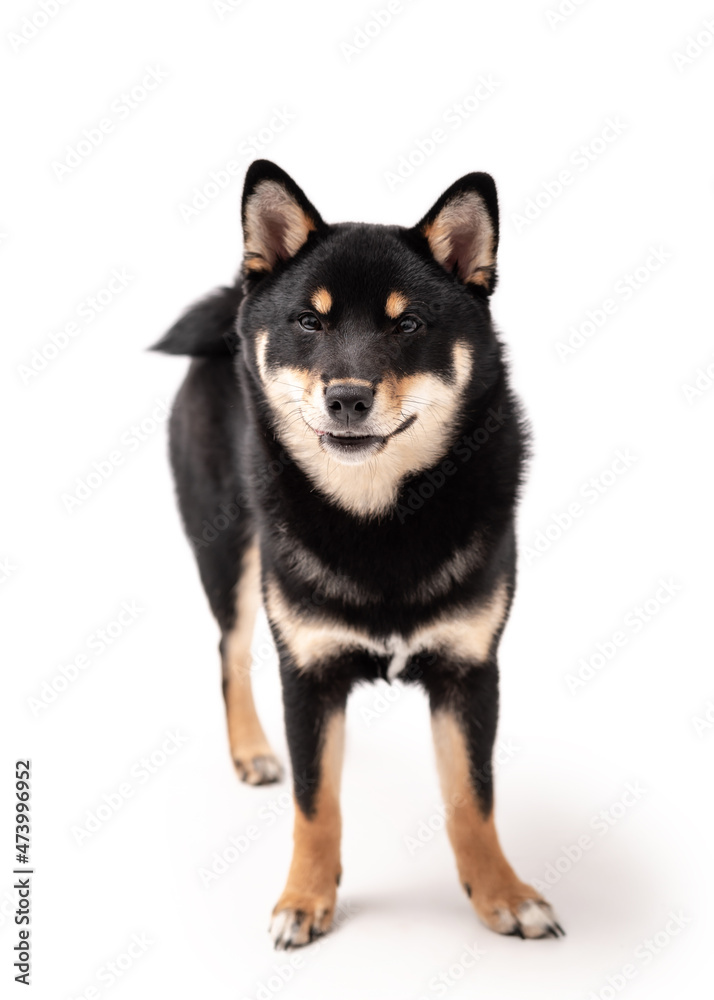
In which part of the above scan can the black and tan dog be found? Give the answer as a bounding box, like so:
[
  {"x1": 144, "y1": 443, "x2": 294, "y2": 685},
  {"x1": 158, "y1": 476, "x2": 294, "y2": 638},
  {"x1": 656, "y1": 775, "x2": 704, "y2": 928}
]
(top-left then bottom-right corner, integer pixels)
[{"x1": 153, "y1": 160, "x2": 564, "y2": 947}]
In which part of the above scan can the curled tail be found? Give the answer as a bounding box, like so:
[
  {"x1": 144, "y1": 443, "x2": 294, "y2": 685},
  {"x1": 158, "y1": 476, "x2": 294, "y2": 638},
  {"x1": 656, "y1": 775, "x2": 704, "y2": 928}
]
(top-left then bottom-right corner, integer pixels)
[{"x1": 151, "y1": 284, "x2": 243, "y2": 357}]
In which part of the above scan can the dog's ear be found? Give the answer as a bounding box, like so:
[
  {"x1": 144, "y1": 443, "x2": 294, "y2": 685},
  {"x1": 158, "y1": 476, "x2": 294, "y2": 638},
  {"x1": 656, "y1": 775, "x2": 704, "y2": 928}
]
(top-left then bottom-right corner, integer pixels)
[
  {"x1": 241, "y1": 160, "x2": 324, "y2": 275},
  {"x1": 415, "y1": 173, "x2": 499, "y2": 292}
]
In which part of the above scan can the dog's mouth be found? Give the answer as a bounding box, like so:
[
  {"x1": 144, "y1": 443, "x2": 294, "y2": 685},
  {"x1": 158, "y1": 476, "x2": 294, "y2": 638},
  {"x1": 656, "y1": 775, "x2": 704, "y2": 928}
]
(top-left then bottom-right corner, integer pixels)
[
  {"x1": 309, "y1": 414, "x2": 417, "y2": 463},
  {"x1": 318, "y1": 431, "x2": 382, "y2": 448}
]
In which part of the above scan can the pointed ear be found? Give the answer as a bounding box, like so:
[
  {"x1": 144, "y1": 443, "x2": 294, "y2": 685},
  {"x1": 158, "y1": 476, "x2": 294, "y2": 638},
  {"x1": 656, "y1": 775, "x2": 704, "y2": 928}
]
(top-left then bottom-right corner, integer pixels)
[
  {"x1": 416, "y1": 173, "x2": 499, "y2": 292},
  {"x1": 241, "y1": 160, "x2": 324, "y2": 275}
]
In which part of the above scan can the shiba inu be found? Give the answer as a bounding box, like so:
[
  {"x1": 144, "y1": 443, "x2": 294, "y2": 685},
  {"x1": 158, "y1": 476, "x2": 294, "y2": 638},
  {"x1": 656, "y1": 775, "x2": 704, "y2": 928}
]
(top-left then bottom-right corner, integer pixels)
[{"x1": 153, "y1": 159, "x2": 564, "y2": 947}]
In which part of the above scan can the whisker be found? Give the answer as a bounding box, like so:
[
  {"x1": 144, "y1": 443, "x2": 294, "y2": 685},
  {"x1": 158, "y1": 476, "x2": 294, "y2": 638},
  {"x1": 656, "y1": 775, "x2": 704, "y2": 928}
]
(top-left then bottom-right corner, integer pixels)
[{"x1": 273, "y1": 380, "x2": 307, "y2": 393}]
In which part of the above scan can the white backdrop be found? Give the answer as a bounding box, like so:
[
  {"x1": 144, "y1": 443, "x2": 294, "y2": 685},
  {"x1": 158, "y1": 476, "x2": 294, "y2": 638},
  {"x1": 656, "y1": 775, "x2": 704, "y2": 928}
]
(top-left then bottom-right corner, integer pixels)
[{"x1": 2, "y1": 0, "x2": 713, "y2": 997}]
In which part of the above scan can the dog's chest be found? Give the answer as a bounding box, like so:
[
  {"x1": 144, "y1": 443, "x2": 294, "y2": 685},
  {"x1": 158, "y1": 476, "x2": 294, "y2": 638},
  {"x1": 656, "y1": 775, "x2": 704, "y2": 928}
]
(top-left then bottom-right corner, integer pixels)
[{"x1": 264, "y1": 573, "x2": 509, "y2": 676}]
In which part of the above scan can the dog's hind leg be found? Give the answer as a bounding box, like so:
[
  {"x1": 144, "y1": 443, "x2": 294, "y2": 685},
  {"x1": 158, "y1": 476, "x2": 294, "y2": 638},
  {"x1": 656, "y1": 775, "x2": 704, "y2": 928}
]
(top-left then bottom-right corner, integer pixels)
[
  {"x1": 168, "y1": 359, "x2": 281, "y2": 785},
  {"x1": 221, "y1": 539, "x2": 281, "y2": 785}
]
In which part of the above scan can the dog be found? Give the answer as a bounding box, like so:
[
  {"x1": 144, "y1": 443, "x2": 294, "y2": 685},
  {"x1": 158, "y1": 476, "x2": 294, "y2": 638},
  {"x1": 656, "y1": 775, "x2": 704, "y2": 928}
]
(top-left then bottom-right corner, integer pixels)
[{"x1": 153, "y1": 159, "x2": 564, "y2": 948}]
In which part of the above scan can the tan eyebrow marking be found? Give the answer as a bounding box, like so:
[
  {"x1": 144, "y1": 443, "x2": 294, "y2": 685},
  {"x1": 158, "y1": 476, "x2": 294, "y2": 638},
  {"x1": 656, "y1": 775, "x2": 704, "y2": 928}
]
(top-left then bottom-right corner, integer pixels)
[
  {"x1": 386, "y1": 291, "x2": 409, "y2": 319},
  {"x1": 311, "y1": 288, "x2": 332, "y2": 314}
]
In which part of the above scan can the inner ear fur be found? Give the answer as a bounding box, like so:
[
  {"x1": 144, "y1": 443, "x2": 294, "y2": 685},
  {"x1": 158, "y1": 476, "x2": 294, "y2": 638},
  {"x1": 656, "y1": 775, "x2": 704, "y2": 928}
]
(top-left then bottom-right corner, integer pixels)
[
  {"x1": 418, "y1": 173, "x2": 499, "y2": 292},
  {"x1": 241, "y1": 160, "x2": 324, "y2": 274}
]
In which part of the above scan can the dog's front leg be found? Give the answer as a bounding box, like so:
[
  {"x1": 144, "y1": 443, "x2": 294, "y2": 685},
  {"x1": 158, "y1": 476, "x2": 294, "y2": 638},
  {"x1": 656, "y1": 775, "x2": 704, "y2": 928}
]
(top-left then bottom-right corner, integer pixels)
[
  {"x1": 427, "y1": 659, "x2": 565, "y2": 939},
  {"x1": 270, "y1": 662, "x2": 349, "y2": 949}
]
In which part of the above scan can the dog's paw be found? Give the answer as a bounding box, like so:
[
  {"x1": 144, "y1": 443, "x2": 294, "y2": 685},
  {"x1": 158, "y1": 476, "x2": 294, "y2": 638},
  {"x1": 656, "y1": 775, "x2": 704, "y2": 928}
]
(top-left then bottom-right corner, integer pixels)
[
  {"x1": 233, "y1": 753, "x2": 282, "y2": 786},
  {"x1": 475, "y1": 890, "x2": 564, "y2": 939},
  {"x1": 270, "y1": 903, "x2": 334, "y2": 949}
]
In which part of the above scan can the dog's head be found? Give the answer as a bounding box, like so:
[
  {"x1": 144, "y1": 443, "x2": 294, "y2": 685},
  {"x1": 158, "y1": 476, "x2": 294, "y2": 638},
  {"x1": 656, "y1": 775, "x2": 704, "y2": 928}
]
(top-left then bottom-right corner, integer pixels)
[{"x1": 239, "y1": 160, "x2": 503, "y2": 516}]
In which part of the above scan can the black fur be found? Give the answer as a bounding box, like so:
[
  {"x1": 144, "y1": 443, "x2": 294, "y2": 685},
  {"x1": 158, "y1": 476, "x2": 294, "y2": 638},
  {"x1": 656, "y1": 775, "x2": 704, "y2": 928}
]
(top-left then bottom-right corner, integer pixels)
[
  {"x1": 154, "y1": 161, "x2": 529, "y2": 820},
  {"x1": 153, "y1": 285, "x2": 242, "y2": 357}
]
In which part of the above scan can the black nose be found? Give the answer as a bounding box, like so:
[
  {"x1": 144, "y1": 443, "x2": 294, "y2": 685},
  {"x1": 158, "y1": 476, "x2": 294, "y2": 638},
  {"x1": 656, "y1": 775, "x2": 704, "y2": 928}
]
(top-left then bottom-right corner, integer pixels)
[{"x1": 325, "y1": 382, "x2": 374, "y2": 425}]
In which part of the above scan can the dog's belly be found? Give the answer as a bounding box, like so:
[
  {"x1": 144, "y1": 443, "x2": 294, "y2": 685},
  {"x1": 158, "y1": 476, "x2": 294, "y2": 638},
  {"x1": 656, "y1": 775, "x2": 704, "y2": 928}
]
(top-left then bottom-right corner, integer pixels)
[{"x1": 265, "y1": 575, "x2": 509, "y2": 675}]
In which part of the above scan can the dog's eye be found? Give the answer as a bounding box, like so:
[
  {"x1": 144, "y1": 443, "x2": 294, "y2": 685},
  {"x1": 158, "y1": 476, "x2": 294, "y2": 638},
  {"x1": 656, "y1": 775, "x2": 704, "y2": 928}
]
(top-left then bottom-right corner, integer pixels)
[
  {"x1": 297, "y1": 312, "x2": 323, "y2": 333},
  {"x1": 396, "y1": 315, "x2": 421, "y2": 334}
]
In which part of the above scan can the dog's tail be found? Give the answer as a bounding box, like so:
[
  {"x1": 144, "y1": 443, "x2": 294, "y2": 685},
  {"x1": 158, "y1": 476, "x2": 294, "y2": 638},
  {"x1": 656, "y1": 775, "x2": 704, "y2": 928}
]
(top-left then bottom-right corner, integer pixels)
[{"x1": 150, "y1": 284, "x2": 243, "y2": 357}]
